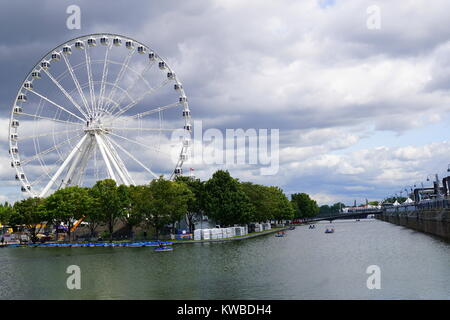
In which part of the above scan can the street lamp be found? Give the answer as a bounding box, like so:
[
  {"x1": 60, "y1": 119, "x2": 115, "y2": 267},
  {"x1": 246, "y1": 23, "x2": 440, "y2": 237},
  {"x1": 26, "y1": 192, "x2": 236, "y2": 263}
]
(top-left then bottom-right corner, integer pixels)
[
  {"x1": 404, "y1": 188, "x2": 411, "y2": 198},
  {"x1": 427, "y1": 174, "x2": 439, "y2": 183},
  {"x1": 427, "y1": 174, "x2": 442, "y2": 198}
]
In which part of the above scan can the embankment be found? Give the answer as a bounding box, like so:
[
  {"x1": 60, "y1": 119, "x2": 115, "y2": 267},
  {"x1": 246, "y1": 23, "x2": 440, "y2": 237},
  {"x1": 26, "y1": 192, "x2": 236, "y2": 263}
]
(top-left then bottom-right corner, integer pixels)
[{"x1": 377, "y1": 210, "x2": 450, "y2": 241}]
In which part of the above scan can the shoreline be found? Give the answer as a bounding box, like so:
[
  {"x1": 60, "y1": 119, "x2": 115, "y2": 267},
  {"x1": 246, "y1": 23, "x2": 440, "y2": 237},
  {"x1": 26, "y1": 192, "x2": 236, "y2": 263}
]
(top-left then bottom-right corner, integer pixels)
[
  {"x1": 0, "y1": 226, "x2": 293, "y2": 248},
  {"x1": 172, "y1": 226, "x2": 290, "y2": 244}
]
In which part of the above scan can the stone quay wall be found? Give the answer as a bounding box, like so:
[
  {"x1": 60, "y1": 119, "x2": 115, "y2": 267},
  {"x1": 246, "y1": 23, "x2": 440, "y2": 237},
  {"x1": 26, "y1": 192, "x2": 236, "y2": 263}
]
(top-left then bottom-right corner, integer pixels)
[{"x1": 377, "y1": 209, "x2": 450, "y2": 241}]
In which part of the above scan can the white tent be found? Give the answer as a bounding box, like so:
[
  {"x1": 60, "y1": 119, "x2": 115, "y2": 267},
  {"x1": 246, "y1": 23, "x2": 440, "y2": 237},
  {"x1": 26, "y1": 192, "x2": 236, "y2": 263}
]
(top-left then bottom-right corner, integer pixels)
[
  {"x1": 403, "y1": 198, "x2": 413, "y2": 204},
  {"x1": 393, "y1": 200, "x2": 400, "y2": 206}
]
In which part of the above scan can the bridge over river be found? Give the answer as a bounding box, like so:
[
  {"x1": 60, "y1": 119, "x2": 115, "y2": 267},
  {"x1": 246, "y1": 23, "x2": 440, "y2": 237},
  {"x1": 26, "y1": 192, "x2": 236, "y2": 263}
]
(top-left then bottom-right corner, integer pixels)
[{"x1": 305, "y1": 209, "x2": 383, "y2": 223}]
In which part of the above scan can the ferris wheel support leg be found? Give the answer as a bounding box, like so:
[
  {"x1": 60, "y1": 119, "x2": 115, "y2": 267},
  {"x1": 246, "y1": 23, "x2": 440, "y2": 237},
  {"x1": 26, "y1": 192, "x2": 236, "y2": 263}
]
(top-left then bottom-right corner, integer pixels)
[
  {"x1": 102, "y1": 136, "x2": 134, "y2": 185},
  {"x1": 95, "y1": 133, "x2": 117, "y2": 182},
  {"x1": 71, "y1": 136, "x2": 96, "y2": 186},
  {"x1": 39, "y1": 134, "x2": 89, "y2": 198},
  {"x1": 61, "y1": 135, "x2": 93, "y2": 188},
  {"x1": 97, "y1": 134, "x2": 131, "y2": 186}
]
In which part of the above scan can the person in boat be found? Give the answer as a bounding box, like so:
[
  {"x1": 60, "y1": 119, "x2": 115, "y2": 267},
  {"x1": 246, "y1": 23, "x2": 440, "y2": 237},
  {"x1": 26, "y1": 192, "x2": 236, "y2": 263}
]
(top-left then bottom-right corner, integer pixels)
[{"x1": 158, "y1": 241, "x2": 165, "y2": 248}]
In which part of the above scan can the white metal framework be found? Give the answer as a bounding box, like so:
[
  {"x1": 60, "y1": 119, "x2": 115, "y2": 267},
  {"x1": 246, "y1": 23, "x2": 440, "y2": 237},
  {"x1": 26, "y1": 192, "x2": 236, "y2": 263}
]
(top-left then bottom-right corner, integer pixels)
[{"x1": 9, "y1": 34, "x2": 192, "y2": 197}]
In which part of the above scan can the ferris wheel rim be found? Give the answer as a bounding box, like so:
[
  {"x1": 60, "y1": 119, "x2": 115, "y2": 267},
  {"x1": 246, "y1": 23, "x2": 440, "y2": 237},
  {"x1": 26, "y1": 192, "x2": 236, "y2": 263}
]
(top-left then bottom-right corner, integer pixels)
[{"x1": 9, "y1": 33, "x2": 192, "y2": 197}]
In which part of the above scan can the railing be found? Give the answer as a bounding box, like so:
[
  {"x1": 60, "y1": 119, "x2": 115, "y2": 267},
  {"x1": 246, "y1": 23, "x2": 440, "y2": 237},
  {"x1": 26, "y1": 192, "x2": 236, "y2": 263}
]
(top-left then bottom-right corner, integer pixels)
[{"x1": 385, "y1": 199, "x2": 450, "y2": 213}]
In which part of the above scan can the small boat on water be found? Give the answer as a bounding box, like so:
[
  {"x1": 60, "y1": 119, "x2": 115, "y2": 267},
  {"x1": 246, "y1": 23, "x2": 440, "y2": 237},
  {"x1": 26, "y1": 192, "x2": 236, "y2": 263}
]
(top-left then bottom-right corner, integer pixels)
[
  {"x1": 325, "y1": 228, "x2": 335, "y2": 234},
  {"x1": 154, "y1": 246, "x2": 173, "y2": 252},
  {"x1": 275, "y1": 231, "x2": 286, "y2": 237},
  {"x1": 288, "y1": 226, "x2": 295, "y2": 230},
  {"x1": 309, "y1": 225, "x2": 316, "y2": 229}
]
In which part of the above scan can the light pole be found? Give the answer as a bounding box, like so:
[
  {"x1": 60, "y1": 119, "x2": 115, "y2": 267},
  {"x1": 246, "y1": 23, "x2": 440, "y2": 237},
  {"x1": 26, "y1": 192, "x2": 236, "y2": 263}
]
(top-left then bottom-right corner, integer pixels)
[
  {"x1": 427, "y1": 174, "x2": 441, "y2": 198},
  {"x1": 404, "y1": 188, "x2": 410, "y2": 199}
]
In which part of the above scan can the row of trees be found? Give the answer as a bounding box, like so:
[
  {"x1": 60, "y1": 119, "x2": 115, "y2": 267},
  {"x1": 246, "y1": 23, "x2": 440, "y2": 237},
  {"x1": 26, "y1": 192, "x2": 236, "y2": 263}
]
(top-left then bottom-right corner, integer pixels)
[
  {"x1": 0, "y1": 178, "x2": 193, "y2": 242},
  {"x1": 0, "y1": 170, "x2": 320, "y2": 242},
  {"x1": 319, "y1": 202, "x2": 346, "y2": 215}
]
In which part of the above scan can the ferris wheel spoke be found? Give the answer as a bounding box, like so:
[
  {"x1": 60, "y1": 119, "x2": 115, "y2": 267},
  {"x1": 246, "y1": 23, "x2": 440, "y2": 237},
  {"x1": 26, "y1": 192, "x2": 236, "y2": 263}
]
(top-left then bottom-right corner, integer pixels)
[
  {"x1": 21, "y1": 133, "x2": 84, "y2": 166},
  {"x1": 18, "y1": 112, "x2": 84, "y2": 126},
  {"x1": 25, "y1": 89, "x2": 86, "y2": 123},
  {"x1": 109, "y1": 102, "x2": 182, "y2": 125},
  {"x1": 42, "y1": 69, "x2": 89, "y2": 120},
  {"x1": 106, "y1": 134, "x2": 159, "y2": 179},
  {"x1": 105, "y1": 130, "x2": 171, "y2": 156},
  {"x1": 20, "y1": 128, "x2": 84, "y2": 141},
  {"x1": 109, "y1": 127, "x2": 180, "y2": 132},
  {"x1": 103, "y1": 48, "x2": 136, "y2": 114},
  {"x1": 97, "y1": 43, "x2": 112, "y2": 114},
  {"x1": 62, "y1": 53, "x2": 92, "y2": 116},
  {"x1": 110, "y1": 78, "x2": 171, "y2": 119},
  {"x1": 29, "y1": 146, "x2": 73, "y2": 187},
  {"x1": 84, "y1": 46, "x2": 97, "y2": 116},
  {"x1": 110, "y1": 60, "x2": 155, "y2": 111}
]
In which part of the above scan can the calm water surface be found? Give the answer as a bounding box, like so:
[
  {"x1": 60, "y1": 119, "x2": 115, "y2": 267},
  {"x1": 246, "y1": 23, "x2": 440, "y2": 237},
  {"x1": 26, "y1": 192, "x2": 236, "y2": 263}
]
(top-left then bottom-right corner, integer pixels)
[{"x1": 0, "y1": 219, "x2": 449, "y2": 299}]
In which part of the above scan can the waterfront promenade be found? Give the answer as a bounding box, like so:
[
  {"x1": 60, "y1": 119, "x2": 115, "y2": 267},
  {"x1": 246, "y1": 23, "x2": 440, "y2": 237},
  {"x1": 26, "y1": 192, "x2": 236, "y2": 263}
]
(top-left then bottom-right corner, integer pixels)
[{"x1": 0, "y1": 226, "x2": 290, "y2": 248}]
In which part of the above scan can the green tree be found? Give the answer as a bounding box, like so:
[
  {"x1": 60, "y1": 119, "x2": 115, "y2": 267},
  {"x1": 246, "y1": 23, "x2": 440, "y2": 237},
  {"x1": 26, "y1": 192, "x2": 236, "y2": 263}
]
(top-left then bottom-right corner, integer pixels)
[
  {"x1": 84, "y1": 189, "x2": 103, "y2": 239},
  {"x1": 319, "y1": 205, "x2": 331, "y2": 215},
  {"x1": 139, "y1": 177, "x2": 193, "y2": 239},
  {"x1": 13, "y1": 197, "x2": 46, "y2": 243},
  {"x1": 384, "y1": 197, "x2": 406, "y2": 204},
  {"x1": 241, "y1": 182, "x2": 273, "y2": 223},
  {"x1": 0, "y1": 202, "x2": 14, "y2": 226},
  {"x1": 120, "y1": 185, "x2": 144, "y2": 239},
  {"x1": 90, "y1": 179, "x2": 123, "y2": 242},
  {"x1": 291, "y1": 193, "x2": 319, "y2": 218},
  {"x1": 330, "y1": 202, "x2": 346, "y2": 213},
  {"x1": 268, "y1": 186, "x2": 295, "y2": 222},
  {"x1": 175, "y1": 176, "x2": 205, "y2": 233},
  {"x1": 44, "y1": 186, "x2": 90, "y2": 241},
  {"x1": 204, "y1": 170, "x2": 254, "y2": 226}
]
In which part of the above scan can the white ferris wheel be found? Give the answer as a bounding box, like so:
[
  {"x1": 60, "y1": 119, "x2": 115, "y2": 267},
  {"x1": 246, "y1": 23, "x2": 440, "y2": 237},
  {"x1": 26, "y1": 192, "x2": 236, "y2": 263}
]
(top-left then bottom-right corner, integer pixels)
[{"x1": 9, "y1": 34, "x2": 192, "y2": 198}]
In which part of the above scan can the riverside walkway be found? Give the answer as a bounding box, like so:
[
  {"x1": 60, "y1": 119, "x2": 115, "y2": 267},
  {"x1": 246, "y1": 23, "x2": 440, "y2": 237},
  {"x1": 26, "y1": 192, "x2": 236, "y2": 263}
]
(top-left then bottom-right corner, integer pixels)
[
  {"x1": 172, "y1": 226, "x2": 289, "y2": 245},
  {"x1": 0, "y1": 227, "x2": 291, "y2": 248}
]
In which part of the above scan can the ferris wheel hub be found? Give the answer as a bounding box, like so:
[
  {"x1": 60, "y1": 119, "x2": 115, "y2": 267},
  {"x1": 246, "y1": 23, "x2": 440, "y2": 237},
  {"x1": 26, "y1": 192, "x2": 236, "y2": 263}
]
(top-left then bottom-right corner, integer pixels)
[{"x1": 84, "y1": 118, "x2": 108, "y2": 134}]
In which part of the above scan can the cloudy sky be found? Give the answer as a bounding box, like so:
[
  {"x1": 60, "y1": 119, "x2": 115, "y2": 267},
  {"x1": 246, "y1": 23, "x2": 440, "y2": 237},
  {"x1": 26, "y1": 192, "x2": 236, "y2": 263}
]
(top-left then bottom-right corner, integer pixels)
[{"x1": 2, "y1": 0, "x2": 450, "y2": 205}]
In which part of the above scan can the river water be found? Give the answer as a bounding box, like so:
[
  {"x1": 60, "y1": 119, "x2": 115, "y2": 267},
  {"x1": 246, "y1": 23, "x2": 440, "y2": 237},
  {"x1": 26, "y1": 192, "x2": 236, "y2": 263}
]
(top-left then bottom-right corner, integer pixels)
[{"x1": 0, "y1": 219, "x2": 449, "y2": 299}]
